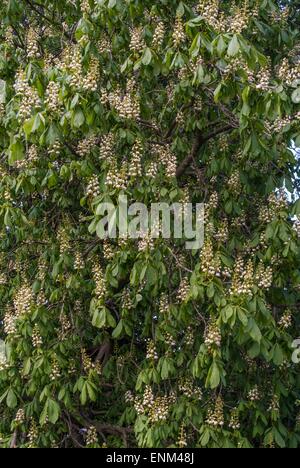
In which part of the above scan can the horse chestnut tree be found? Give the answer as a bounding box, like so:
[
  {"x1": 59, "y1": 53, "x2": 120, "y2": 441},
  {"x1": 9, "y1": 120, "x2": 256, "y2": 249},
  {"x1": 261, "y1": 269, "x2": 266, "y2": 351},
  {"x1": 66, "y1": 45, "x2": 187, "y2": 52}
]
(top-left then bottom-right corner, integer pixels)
[{"x1": 0, "y1": 0, "x2": 300, "y2": 449}]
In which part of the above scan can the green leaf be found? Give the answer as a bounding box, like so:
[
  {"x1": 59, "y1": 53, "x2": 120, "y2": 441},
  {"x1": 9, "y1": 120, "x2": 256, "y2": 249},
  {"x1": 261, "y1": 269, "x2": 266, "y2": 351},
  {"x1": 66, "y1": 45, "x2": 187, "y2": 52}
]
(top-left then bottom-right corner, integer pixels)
[
  {"x1": 176, "y1": 1, "x2": 185, "y2": 17},
  {"x1": 40, "y1": 400, "x2": 49, "y2": 426},
  {"x1": 217, "y1": 36, "x2": 227, "y2": 56},
  {"x1": 207, "y1": 361, "x2": 220, "y2": 389},
  {"x1": 47, "y1": 399, "x2": 60, "y2": 424},
  {"x1": 248, "y1": 318, "x2": 262, "y2": 343},
  {"x1": 108, "y1": 0, "x2": 117, "y2": 8},
  {"x1": 0, "y1": 79, "x2": 6, "y2": 103},
  {"x1": 272, "y1": 344, "x2": 284, "y2": 366},
  {"x1": 81, "y1": 383, "x2": 87, "y2": 405},
  {"x1": 214, "y1": 83, "x2": 222, "y2": 102},
  {"x1": 8, "y1": 141, "x2": 25, "y2": 165},
  {"x1": 23, "y1": 358, "x2": 31, "y2": 376},
  {"x1": 228, "y1": 35, "x2": 240, "y2": 57},
  {"x1": 207, "y1": 283, "x2": 215, "y2": 299},
  {"x1": 293, "y1": 199, "x2": 300, "y2": 216},
  {"x1": 0, "y1": 390, "x2": 9, "y2": 405},
  {"x1": 237, "y1": 308, "x2": 248, "y2": 327},
  {"x1": 6, "y1": 389, "x2": 17, "y2": 409},
  {"x1": 291, "y1": 88, "x2": 300, "y2": 104},
  {"x1": 200, "y1": 428, "x2": 210, "y2": 447},
  {"x1": 86, "y1": 382, "x2": 97, "y2": 402},
  {"x1": 112, "y1": 320, "x2": 124, "y2": 339},
  {"x1": 142, "y1": 48, "x2": 152, "y2": 66},
  {"x1": 273, "y1": 428, "x2": 286, "y2": 448},
  {"x1": 106, "y1": 310, "x2": 117, "y2": 328},
  {"x1": 92, "y1": 308, "x2": 106, "y2": 329},
  {"x1": 73, "y1": 108, "x2": 85, "y2": 128},
  {"x1": 222, "y1": 305, "x2": 234, "y2": 323}
]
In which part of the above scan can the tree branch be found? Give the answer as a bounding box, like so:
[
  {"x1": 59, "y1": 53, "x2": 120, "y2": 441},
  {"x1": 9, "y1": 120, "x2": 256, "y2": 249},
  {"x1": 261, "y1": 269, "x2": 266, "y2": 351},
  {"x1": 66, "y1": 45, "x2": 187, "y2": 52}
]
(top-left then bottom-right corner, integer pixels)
[
  {"x1": 176, "y1": 124, "x2": 236, "y2": 178},
  {"x1": 10, "y1": 430, "x2": 18, "y2": 449},
  {"x1": 73, "y1": 412, "x2": 132, "y2": 448},
  {"x1": 176, "y1": 130, "x2": 204, "y2": 178}
]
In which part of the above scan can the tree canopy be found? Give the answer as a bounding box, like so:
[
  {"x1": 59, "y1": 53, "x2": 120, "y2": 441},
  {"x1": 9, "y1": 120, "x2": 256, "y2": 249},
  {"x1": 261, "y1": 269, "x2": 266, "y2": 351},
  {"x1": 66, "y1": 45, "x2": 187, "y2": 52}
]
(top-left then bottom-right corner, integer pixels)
[{"x1": 0, "y1": 0, "x2": 300, "y2": 449}]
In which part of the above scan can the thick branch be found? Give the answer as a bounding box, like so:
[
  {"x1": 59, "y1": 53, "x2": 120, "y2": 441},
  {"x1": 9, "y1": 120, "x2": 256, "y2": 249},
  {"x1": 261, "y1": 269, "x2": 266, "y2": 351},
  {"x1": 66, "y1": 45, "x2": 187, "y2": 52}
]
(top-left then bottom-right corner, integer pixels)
[
  {"x1": 176, "y1": 130, "x2": 204, "y2": 178},
  {"x1": 10, "y1": 430, "x2": 18, "y2": 449},
  {"x1": 23, "y1": 0, "x2": 74, "y2": 42},
  {"x1": 73, "y1": 412, "x2": 132, "y2": 448},
  {"x1": 176, "y1": 124, "x2": 235, "y2": 178}
]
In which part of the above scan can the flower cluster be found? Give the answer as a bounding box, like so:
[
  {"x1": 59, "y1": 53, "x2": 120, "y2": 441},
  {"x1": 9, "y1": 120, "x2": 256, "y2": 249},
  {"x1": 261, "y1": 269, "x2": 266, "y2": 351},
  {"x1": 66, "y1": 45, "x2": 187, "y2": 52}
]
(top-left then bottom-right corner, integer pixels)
[
  {"x1": 206, "y1": 396, "x2": 224, "y2": 428},
  {"x1": 230, "y1": 258, "x2": 254, "y2": 296},
  {"x1": 149, "y1": 396, "x2": 170, "y2": 423},
  {"x1": 143, "y1": 385, "x2": 155, "y2": 409},
  {"x1": 4, "y1": 305, "x2": 17, "y2": 336},
  {"x1": 14, "y1": 409, "x2": 25, "y2": 426},
  {"x1": 268, "y1": 394, "x2": 280, "y2": 413},
  {"x1": 228, "y1": 170, "x2": 241, "y2": 195},
  {"x1": 185, "y1": 326, "x2": 194, "y2": 346},
  {"x1": 229, "y1": 4, "x2": 251, "y2": 34},
  {"x1": 178, "y1": 424, "x2": 187, "y2": 448},
  {"x1": 78, "y1": 135, "x2": 98, "y2": 157},
  {"x1": 83, "y1": 57, "x2": 100, "y2": 92},
  {"x1": 153, "y1": 144, "x2": 177, "y2": 178},
  {"x1": 121, "y1": 288, "x2": 133, "y2": 311},
  {"x1": 179, "y1": 378, "x2": 203, "y2": 400},
  {"x1": 278, "y1": 58, "x2": 300, "y2": 86},
  {"x1": 86, "y1": 426, "x2": 98, "y2": 447},
  {"x1": 81, "y1": 0, "x2": 93, "y2": 15},
  {"x1": 146, "y1": 340, "x2": 159, "y2": 361},
  {"x1": 129, "y1": 140, "x2": 143, "y2": 178},
  {"x1": 197, "y1": 0, "x2": 221, "y2": 31},
  {"x1": 172, "y1": 16, "x2": 185, "y2": 48},
  {"x1": 256, "y1": 66, "x2": 272, "y2": 91},
  {"x1": 152, "y1": 20, "x2": 165, "y2": 49},
  {"x1": 92, "y1": 260, "x2": 106, "y2": 302},
  {"x1": 26, "y1": 28, "x2": 40, "y2": 59},
  {"x1": 278, "y1": 310, "x2": 292, "y2": 329},
  {"x1": 45, "y1": 81, "x2": 61, "y2": 113},
  {"x1": 57, "y1": 226, "x2": 70, "y2": 255},
  {"x1": 200, "y1": 240, "x2": 221, "y2": 277},
  {"x1": 130, "y1": 27, "x2": 145, "y2": 54},
  {"x1": 205, "y1": 320, "x2": 221, "y2": 352},
  {"x1": 48, "y1": 140, "x2": 61, "y2": 157},
  {"x1": 68, "y1": 46, "x2": 83, "y2": 88},
  {"x1": 270, "y1": 6, "x2": 290, "y2": 24},
  {"x1": 74, "y1": 251, "x2": 85, "y2": 270},
  {"x1": 103, "y1": 240, "x2": 115, "y2": 261},
  {"x1": 86, "y1": 175, "x2": 100, "y2": 198},
  {"x1": 229, "y1": 408, "x2": 241, "y2": 431},
  {"x1": 32, "y1": 325, "x2": 43, "y2": 348},
  {"x1": 108, "y1": 87, "x2": 140, "y2": 121},
  {"x1": 50, "y1": 358, "x2": 61, "y2": 381},
  {"x1": 293, "y1": 219, "x2": 300, "y2": 238},
  {"x1": 14, "y1": 283, "x2": 34, "y2": 317},
  {"x1": 177, "y1": 277, "x2": 190, "y2": 303},
  {"x1": 81, "y1": 349, "x2": 102, "y2": 376},
  {"x1": 106, "y1": 163, "x2": 127, "y2": 190},
  {"x1": 98, "y1": 36, "x2": 111, "y2": 54},
  {"x1": 255, "y1": 262, "x2": 273, "y2": 290},
  {"x1": 14, "y1": 70, "x2": 40, "y2": 120},
  {"x1": 215, "y1": 219, "x2": 229, "y2": 243},
  {"x1": 28, "y1": 419, "x2": 39, "y2": 448},
  {"x1": 100, "y1": 133, "x2": 115, "y2": 163},
  {"x1": 248, "y1": 385, "x2": 260, "y2": 402},
  {"x1": 138, "y1": 234, "x2": 154, "y2": 253}
]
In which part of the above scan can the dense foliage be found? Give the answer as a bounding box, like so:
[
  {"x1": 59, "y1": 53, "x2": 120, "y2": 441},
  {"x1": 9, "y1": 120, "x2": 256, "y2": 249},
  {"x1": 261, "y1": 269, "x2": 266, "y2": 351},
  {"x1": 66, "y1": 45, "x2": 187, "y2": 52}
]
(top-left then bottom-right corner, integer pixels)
[{"x1": 0, "y1": 0, "x2": 300, "y2": 449}]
